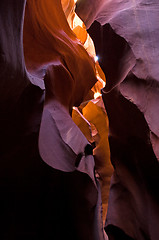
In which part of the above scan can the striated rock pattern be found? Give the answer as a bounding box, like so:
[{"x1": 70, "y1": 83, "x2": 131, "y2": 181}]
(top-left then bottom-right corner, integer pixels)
[
  {"x1": 0, "y1": 0, "x2": 106, "y2": 239},
  {"x1": 77, "y1": 0, "x2": 159, "y2": 239},
  {"x1": 1, "y1": 0, "x2": 159, "y2": 239},
  {"x1": 72, "y1": 98, "x2": 113, "y2": 224}
]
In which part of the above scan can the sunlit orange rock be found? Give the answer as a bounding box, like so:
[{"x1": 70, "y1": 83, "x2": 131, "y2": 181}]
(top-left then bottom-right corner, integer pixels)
[
  {"x1": 23, "y1": 0, "x2": 97, "y2": 111},
  {"x1": 72, "y1": 97, "x2": 113, "y2": 223},
  {"x1": 63, "y1": 0, "x2": 112, "y2": 224},
  {"x1": 72, "y1": 107, "x2": 92, "y2": 142},
  {"x1": 83, "y1": 99, "x2": 113, "y2": 220}
]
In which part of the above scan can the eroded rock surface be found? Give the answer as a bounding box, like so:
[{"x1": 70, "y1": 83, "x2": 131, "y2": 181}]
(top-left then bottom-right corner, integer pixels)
[
  {"x1": 77, "y1": 1, "x2": 159, "y2": 239},
  {"x1": 1, "y1": 0, "x2": 159, "y2": 239},
  {"x1": 0, "y1": 1, "x2": 105, "y2": 239}
]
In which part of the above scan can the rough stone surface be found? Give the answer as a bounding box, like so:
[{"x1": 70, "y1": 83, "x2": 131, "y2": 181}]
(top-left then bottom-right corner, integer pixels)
[
  {"x1": 77, "y1": 1, "x2": 159, "y2": 239},
  {"x1": 1, "y1": 0, "x2": 159, "y2": 239},
  {"x1": 0, "y1": 1, "x2": 104, "y2": 239}
]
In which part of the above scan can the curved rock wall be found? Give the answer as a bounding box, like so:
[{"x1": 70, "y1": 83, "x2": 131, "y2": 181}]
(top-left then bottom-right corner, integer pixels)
[
  {"x1": 0, "y1": 1, "x2": 107, "y2": 239},
  {"x1": 77, "y1": 0, "x2": 159, "y2": 239},
  {"x1": 1, "y1": 0, "x2": 159, "y2": 239}
]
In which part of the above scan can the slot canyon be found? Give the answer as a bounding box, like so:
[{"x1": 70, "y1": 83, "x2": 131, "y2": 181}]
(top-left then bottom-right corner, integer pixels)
[{"x1": 0, "y1": 0, "x2": 159, "y2": 239}]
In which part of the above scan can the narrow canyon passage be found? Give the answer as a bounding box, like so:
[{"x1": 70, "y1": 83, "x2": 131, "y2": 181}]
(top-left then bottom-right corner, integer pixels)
[{"x1": 0, "y1": 0, "x2": 159, "y2": 239}]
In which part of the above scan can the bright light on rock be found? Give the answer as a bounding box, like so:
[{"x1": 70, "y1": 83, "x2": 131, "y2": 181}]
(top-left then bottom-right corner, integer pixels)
[
  {"x1": 94, "y1": 56, "x2": 99, "y2": 62},
  {"x1": 94, "y1": 92, "x2": 102, "y2": 99}
]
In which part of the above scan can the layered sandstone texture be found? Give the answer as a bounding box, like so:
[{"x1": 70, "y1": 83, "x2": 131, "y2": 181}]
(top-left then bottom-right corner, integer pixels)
[
  {"x1": 76, "y1": 0, "x2": 159, "y2": 239},
  {"x1": 0, "y1": 1, "x2": 107, "y2": 239}
]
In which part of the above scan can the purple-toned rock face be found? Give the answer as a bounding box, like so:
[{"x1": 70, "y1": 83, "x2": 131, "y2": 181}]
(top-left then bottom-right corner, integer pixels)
[
  {"x1": 77, "y1": 0, "x2": 159, "y2": 239},
  {"x1": 0, "y1": 1, "x2": 105, "y2": 239},
  {"x1": 1, "y1": 0, "x2": 159, "y2": 239}
]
